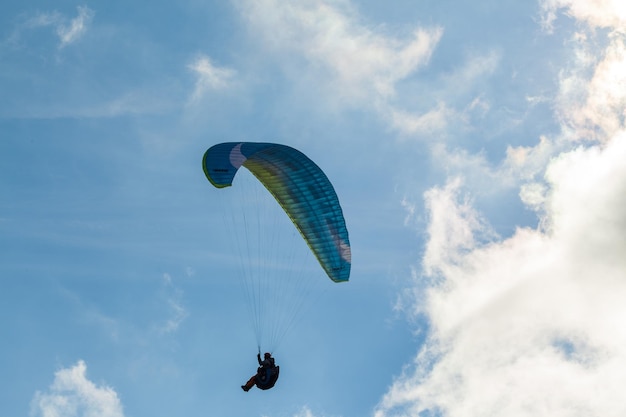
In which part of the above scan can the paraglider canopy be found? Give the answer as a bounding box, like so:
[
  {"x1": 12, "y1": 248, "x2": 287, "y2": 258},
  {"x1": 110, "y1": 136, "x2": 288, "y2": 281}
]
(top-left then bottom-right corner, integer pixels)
[{"x1": 203, "y1": 142, "x2": 351, "y2": 282}]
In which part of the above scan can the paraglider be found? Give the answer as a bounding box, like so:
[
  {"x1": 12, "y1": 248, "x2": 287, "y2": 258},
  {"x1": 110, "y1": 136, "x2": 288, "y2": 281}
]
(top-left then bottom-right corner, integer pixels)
[
  {"x1": 241, "y1": 352, "x2": 280, "y2": 391},
  {"x1": 202, "y1": 142, "x2": 351, "y2": 391}
]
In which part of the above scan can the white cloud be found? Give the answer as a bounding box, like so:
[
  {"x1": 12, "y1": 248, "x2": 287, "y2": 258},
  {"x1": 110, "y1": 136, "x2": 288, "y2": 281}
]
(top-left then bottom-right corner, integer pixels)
[
  {"x1": 286, "y1": 405, "x2": 339, "y2": 417},
  {"x1": 291, "y1": 406, "x2": 317, "y2": 417},
  {"x1": 377, "y1": 131, "x2": 626, "y2": 417},
  {"x1": 504, "y1": 135, "x2": 558, "y2": 182},
  {"x1": 423, "y1": 4, "x2": 626, "y2": 192},
  {"x1": 441, "y1": 50, "x2": 500, "y2": 97},
  {"x1": 57, "y1": 6, "x2": 94, "y2": 48},
  {"x1": 238, "y1": 0, "x2": 441, "y2": 99},
  {"x1": 519, "y1": 181, "x2": 548, "y2": 213},
  {"x1": 25, "y1": 12, "x2": 61, "y2": 30},
  {"x1": 540, "y1": 0, "x2": 626, "y2": 32},
  {"x1": 389, "y1": 102, "x2": 456, "y2": 137},
  {"x1": 425, "y1": 136, "x2": 558, "y2": 199},
  {"x1": 391, "y1": 50, "x2": 500, "y2": 137},
  {"x1": 31, "y1": 360, "x2": 124, "y2": 417},
  {"x1": 539, "y1": 0, "x2": 626, "y2": 143},
  {"x1": 236, "y1": 0, "x2": 442, "y2": 132},
  {"x1": 157, "y1": 273, "x2": 188, "y2": 335},
  {"x1": 421, "y1": 177, "x2": 497, "y2": 278},
  {"x1": 556, "y1": 34, "x2": 626, "y2": 142},
  {"x1": 187, "y1": 55, "x2": 236, "y2": 101},
  {"x1": 17, "y1": 6, "x2": 94, "y2": 48}
]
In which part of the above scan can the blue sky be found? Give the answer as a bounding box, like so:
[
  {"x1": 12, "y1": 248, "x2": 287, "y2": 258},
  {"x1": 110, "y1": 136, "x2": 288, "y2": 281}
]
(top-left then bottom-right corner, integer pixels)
[{"x1": 2, "y1": 1, "x2": 626, "y2": 416}]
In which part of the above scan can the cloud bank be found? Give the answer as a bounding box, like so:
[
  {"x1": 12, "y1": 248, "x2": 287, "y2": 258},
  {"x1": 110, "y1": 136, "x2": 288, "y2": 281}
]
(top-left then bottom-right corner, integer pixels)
[
  {"x1": 376, "y1": 2, "x2": 626, "y2": 417},
  {"x1": 380, "y1": 134, "x2": 626, "y2": 417}
]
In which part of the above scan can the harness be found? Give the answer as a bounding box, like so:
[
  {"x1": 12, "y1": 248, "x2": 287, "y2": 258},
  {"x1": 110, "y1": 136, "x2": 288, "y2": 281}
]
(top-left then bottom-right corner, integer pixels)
[{"x1": 255, "y1": 366, "x2": 280, "y2": 390}]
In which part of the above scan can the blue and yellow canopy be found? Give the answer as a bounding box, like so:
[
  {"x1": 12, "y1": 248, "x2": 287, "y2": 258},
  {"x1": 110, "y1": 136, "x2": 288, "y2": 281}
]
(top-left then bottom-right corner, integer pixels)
[{"x1": 202, "y1": 142, "x2": 351, "y2": 282}]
